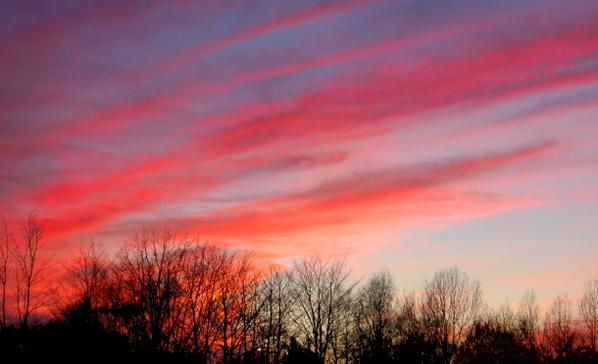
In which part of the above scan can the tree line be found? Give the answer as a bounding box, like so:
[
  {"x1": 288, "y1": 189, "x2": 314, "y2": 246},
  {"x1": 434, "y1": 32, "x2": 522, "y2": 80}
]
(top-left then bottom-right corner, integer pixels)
[{"x1": 0, "y1": 215, "x2": 597, "y2": 363}]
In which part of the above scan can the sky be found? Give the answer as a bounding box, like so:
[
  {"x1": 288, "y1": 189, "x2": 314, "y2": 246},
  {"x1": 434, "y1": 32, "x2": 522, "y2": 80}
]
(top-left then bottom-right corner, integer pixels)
[{"x1": 1, "y1": 0, "x2": 597, "y2": 308}]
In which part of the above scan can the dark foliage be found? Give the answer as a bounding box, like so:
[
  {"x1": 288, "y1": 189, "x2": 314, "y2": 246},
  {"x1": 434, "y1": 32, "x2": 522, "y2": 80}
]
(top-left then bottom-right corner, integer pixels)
[
  {"x1": 282, "y1": 337, "x2": 323, "y2": 364},
  {"x1": 457, "y1": 320, "x2": 538, "y2": 364},
  {"x1": 0, "y1": 299, "x2": 129, "y2": 359}
]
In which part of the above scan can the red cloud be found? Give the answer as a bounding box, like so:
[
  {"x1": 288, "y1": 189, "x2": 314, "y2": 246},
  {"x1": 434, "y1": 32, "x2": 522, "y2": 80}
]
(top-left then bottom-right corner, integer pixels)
[
  {"x1": 2, "y1": 1, "x2": 596, "y2": 269},
  {"x1": 170, "y1": 142, "x2": 555, "y2": 244}
]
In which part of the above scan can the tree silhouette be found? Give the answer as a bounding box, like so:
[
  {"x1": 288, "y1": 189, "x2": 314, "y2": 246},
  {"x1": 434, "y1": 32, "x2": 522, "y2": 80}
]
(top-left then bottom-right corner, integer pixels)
[
  {"x1": 579, "y1": 278, "x2": 598, "y2": 353},
  {"x1": 0, "y1": 218, "x2": 11, "y2": 329},
  {"x1": 457, "y1": 313, "x2": 539, "y2": 364},
  {"x1": 13, "y1": 214, "x2": 51, "y2": 329},
  {"x1": 259, "y1": 266, "x2": 294, "y2": 364},
  {"x1": 354, "y1": 271, "x2": 395, "y2": 363},
  {"x1": 110, "y1": 229, "x2": 191, "y2": 352},
  {"x1": 517, "y1": 289, "x2": 540, "y2": 354},
  {"x1": 543, "y1": 295, "x2": 577, "y2": 361},
  {"x1": 289, "y1": 257, "x2": 355, "y2": 363},
  {"x1": 64, "y1": 242, "x2": 109, "y2": 308},
  {"x1": 0, "y1": 221, "x2": 596, "y2": 363},
  {"x1": 420, "y1": 267, "x2": 483, "y2": 364}
]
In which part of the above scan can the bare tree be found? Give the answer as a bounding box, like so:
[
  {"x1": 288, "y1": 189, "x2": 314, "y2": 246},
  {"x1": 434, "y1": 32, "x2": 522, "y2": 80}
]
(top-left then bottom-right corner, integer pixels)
[
  {"x1": 111, "y1": 228, "x2": 189, "y2": 352},
  {"x1": 64, "y1": 241, "x2": 109, "y2": 307},
  {"x1": 393, "y1": 291, "x2": 434, "y2": 363},
  {"x1": 354, "y1": 271, "x2": 396, "y2": 363},
  {"x1": 106, "y1": 236, "x2": 264, "y2": 361},
  {"x1": 290, "y1": 257, "x2": 355, "y2": 363},
  {"x1": 517, "y1": 289, "x2": 540, "y2": 351},
  {"x1": 176, "y1": 242, "x2": 222, "y2": 356},
  {"x1": 13, "y1": 214, "x2": 51, "y2": 329},
  {"x1": 182, "y1": 245, "x2": 230, "y2": 356},
  {"x1": 495, "y1": 301, "x2": 515, "y2": 333},
  {"x1": 395, "y1": 291, "x2": 419, "y2": 340},
  {"x1": 328, "y1": 288, "x2": 354, "y2": 364},
  {"x1": 216, "y1": 251, "x2": 260, "y2": 363},
  {"x1": 237, "y1": 260, "x2": 264, "y2": 359},
  {"x1": 259, "y1": 266, "x2": 294, "y2": 364},
  {"x1": 579, "y1": 278, "x2": 598, "y2": 352},
  {"x1": 0, "y1": 218, "x2": 12, "y2": 329},
  {"x1": 420, "y1": 267, "x2": 483, "y2": 364},
  {"x1": 543, "y1": 294, "x2": 577, "y2": 361}
]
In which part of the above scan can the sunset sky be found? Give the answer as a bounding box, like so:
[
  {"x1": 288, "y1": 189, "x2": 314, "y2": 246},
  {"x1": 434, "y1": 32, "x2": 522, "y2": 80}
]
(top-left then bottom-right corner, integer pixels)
[{"x1": 1, "y1": 0, "x2": 597, "y2": 308}]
